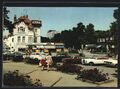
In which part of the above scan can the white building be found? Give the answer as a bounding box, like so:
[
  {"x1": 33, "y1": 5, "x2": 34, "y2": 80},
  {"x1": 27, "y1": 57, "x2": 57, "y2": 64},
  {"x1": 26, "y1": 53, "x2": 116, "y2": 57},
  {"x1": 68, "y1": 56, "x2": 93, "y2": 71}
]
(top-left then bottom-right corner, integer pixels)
[
  {"x1": 4, "y1": 15, "x2": 42, "y2": 51},
  {"x1": 47, "y1": 30, "x2": 59, "y2": 39}
]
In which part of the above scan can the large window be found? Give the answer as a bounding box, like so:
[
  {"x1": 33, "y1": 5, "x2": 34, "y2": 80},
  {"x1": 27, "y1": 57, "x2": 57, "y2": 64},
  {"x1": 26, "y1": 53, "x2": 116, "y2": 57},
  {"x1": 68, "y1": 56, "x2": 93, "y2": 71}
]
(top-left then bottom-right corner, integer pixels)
[
  {"x1": 34, "y1": 37, "x2": 37, "y2": 43},
  {"x1": 22, "y1": 36, "x2": 25, "y2": 43},
  {"x1": 28, "y1": 36, "x2": 33, "y2": 43},
  {"x1": 18, "y1": 36, "x2": 21, "y2": 43}
]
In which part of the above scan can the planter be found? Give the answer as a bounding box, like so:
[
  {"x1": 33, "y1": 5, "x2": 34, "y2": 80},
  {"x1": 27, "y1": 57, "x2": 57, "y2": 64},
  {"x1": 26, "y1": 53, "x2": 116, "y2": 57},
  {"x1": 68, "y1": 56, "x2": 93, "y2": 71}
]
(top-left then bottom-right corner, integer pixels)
[{"x1": 76, "y1": 78, "x2": 114, "y2": 85}]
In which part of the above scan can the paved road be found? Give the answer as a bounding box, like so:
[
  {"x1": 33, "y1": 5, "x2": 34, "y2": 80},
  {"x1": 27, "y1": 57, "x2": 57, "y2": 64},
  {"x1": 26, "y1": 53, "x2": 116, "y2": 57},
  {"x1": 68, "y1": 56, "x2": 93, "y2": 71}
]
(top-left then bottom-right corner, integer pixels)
[{"x1": 3, "y1": 61, "x2": 117, "y2": 87}]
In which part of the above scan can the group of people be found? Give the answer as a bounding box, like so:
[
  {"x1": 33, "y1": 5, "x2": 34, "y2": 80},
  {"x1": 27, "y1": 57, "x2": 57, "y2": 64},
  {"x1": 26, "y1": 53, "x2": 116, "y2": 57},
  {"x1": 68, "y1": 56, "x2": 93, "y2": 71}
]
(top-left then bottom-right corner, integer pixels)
[{"x1": 39, "y1": 52, "x2": 53, "y2": 71}]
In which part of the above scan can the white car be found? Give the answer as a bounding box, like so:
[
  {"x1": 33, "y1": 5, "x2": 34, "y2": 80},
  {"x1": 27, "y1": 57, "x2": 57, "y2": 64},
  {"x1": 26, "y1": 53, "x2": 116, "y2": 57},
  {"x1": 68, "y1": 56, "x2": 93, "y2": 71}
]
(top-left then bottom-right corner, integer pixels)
[
  {"x1": 29, "y1": 53, "x2": 43, "y2": 60},
  {"x1": 82, "y1": 57, "x2": 109, "y2": 66},
  {"x1": 104, "y1": 59, "x2": 118, "y2": 67}
]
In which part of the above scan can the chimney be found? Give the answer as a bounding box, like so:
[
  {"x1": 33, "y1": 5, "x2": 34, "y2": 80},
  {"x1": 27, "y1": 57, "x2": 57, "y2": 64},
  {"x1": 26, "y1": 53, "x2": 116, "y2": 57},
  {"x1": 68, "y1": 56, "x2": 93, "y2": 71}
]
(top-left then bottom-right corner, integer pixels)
[{"x1": 14, "y1": 15, "x2": 17, "y2": 22}]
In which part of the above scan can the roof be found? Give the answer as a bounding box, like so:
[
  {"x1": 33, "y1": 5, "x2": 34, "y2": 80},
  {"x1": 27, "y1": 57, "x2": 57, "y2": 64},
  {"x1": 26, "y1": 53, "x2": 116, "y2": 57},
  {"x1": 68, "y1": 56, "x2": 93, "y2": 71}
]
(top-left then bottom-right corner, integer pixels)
[{"x1": 14, "y1": 15, "x2": 42, "y2": 29}]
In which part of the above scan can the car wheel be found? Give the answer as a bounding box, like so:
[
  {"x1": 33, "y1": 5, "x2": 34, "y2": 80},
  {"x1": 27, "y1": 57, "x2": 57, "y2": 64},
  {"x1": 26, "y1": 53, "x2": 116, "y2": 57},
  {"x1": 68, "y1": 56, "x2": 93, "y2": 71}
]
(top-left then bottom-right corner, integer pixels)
[
  {"x1": 89, "y1": 62, "x2": 94, "y2": 66},
  {"x1": 82, "y1": 60, "x2": 86, "y2": 65}
]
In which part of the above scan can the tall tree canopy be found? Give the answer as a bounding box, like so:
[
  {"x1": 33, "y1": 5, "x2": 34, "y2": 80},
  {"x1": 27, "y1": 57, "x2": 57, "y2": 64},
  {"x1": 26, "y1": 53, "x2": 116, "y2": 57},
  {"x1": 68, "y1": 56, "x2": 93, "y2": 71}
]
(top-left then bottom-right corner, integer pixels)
[
  {"x1": 3, "y1": 7, "x2": 14, "y2": 34},
  {"x1": 85, "y1": 23, "x2": 96, "y2": 44}
]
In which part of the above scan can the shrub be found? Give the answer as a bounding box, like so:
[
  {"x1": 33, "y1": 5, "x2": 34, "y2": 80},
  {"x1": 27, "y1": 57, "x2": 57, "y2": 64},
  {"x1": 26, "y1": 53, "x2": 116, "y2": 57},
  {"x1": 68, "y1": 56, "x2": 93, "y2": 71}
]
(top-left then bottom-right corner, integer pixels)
[
  {"x1": 3, "y1": 70, "x2": 42, "y2": 87},
  {"x1": 24, "y1": 57, "x2": 40, "y2": 65},
  {"x1": 56, "y1": 63, "x2": 83, "y2": 74},
  {"x1": 76, "y1": 68, "x2": 109, "y2": 82},
  {"x1": 62, "y1": 58, "x2": 82, "y2": 64}
]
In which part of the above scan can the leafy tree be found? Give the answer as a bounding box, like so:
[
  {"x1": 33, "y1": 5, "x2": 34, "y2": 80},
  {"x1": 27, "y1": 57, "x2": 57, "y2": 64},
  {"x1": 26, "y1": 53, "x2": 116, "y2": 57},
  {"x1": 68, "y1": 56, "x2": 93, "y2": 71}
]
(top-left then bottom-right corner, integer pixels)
[
  {"x1": 85, "y1": 23, "x2": 96, "y2": 44},
  {"x1": 41, "y1": 36, "x2": 50, "y2": 42},
  {"x1": 3, "y1": 7, "x2": 14, "y2": 34},
  {"x1": 108, "y1": 8, "x2": 119, "y2": 55},
  {"x1": 51, "y1": 33, "x2": 62, "y2": 42}
]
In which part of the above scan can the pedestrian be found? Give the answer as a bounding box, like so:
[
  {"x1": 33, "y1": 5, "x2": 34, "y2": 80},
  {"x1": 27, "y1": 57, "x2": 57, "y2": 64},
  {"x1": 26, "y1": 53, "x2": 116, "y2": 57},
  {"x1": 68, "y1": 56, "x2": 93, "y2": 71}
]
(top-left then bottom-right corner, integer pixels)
[
  {"x1": 40, "y1": 54, "x2": 47, "y2": 71},
  {"x1": 46, "y1": 52, "x2": 53, "y2": 71}
]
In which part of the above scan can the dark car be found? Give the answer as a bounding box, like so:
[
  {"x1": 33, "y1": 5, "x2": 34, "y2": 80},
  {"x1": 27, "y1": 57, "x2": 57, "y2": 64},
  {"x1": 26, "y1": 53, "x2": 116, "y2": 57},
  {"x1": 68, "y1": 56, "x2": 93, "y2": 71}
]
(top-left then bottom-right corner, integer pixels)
[
  {"x1": 62, "y1": 56, "x2": 82, "y2": 64},
  {"x1": 52, "y1": 54, "x2": 71, "y2": 64},
  {"x1": 3, "y1": 52, "x2": 24, "y2": 61}
]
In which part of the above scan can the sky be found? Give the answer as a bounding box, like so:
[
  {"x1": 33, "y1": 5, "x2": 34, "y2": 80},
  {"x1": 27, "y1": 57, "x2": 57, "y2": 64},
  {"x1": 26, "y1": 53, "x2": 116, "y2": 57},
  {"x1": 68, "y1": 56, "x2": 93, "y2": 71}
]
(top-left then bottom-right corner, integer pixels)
[{"x1": 4, "y1": 7, "x2": 118, "y2": 37}]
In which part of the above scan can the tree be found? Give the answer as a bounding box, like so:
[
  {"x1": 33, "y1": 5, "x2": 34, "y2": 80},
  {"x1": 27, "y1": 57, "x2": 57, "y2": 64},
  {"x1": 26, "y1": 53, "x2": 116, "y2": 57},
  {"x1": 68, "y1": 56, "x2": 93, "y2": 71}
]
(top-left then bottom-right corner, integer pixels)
[
  {"x1": 3, "y1": 7, "x2": 14, "y2": 34},
  {"x1": 85, "y1": 23, "x2": 96, "y2": 44},
  {"x1": 109, "y1": 22, "x2": 117, "y2": 37},
  {"x1": 51, "y1": 33, "x2": 62, "y2": 42},
  {"x1": 75, "y1": 22, "x2": 85, "y2": 49},
  {"x1": 41, "y1": 36, "x2": 50, "y2": 42}
]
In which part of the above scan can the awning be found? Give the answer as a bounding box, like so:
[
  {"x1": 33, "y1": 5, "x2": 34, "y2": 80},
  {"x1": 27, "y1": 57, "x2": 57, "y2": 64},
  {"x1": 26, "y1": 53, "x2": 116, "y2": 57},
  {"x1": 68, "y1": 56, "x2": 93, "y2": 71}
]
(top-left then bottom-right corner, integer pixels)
[{"x1": 55, "y1": 45, "x2": 64, "y2": 48}]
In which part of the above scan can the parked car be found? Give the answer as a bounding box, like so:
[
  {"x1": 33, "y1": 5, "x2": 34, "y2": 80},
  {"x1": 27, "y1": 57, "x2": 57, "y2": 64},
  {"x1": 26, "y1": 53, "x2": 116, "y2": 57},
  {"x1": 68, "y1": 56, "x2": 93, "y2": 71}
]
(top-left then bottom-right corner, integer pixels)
[
  {"x1": 62, "y1": 56, "x2": 82, "y2": 64},
  {"x1": 104, "y1": 59, "x2": 118, "y2": 67},
  {"x1": 3, "y1": 52, "x2": 23, "y2": 61},
  {"x1": 52, "y1": 54, "x2": 71, "y2": 64},
  {"x1": 18, "y1": 51, "x2": 28, "y2": 59},
  {"x1": 3, "y1": 51, "x2": 13, "y2": 60},
  {"x1": 82, "y1": 57, "x2": 109, "y2": 66},
  {"x1": 29, "y1": 52, "x2": 43, "y2": 60}
]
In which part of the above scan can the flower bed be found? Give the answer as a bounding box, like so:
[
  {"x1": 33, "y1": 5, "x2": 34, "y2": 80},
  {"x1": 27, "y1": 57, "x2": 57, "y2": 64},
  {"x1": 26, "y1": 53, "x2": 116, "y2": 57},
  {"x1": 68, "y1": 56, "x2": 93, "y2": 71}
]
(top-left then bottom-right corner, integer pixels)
[
  {"x1": 56, "y1": 63, "x2": 83, "y2": 74},
  {"x1": 76, "y1": 68, "x2": 113, "y2": 84},
  {"x1": 3, "y1": 70, "x2": 42, "y2": 87},
  {"x1": 62, "y1": 58, "x2": 82, "y2": 64},
  {"x1": 76, "y1": 78, "x2": 114, "y2": 85}
]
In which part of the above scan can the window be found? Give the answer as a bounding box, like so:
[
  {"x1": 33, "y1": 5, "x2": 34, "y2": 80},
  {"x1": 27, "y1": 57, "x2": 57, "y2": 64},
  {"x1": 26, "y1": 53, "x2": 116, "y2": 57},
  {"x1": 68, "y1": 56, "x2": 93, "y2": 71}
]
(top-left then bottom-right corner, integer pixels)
[
  {"x1": 22, "y1": 36, "x2": 25, "y2": 43},
  {"x1": 34, "y1": 37, "x2": 37, "y2": 43},
  {"x1": 35, "y1": 29, "x2": 37, "y2": 33},
  {"x1": 18, "y1": 36, "x2": 21, "y2": 43},
  {"x1": 12, "y1": 38, "x2": 14, "y2": 42},
  {"x1": 18, "y1": 26, "x2": 25, "y2": 33},
  {"x1": 28, "y1": 36, "x2": 33, "y2": 43}
]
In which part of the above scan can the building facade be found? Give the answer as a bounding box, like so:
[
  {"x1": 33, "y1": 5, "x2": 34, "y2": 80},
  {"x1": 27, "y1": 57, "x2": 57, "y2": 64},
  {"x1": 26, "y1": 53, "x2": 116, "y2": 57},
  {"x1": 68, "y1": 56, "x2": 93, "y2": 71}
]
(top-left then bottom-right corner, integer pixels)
[{"x1": 4, "y1": 15, "x2": 42, "y2": 51}]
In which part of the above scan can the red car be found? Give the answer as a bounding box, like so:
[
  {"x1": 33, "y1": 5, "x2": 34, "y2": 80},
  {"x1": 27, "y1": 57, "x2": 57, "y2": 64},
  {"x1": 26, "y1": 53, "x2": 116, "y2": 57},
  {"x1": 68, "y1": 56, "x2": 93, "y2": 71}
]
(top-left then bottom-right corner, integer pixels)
[{"x1": 62, "y1": 56, "x2": 82, "y2": 64}]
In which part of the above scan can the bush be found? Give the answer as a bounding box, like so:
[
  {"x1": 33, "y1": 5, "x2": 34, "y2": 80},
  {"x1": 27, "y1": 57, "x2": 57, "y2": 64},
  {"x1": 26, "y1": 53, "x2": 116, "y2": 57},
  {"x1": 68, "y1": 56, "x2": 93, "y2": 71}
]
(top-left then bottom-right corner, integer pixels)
[
  {"x1": 24, "y1": 57, "x2": 40, "y2": 65},
  {"x1": 62, "y1": 58, "x2": 82, "y2": 64},
  {"x1": 76, "y1": 68, "x2": 109, "y2": 82},
  {"x1": 3, "y1": 70, "x2": 42, "y2": 87},
  {"x1": 56, "y1": 63, "x2": 83, "y2": 74}
]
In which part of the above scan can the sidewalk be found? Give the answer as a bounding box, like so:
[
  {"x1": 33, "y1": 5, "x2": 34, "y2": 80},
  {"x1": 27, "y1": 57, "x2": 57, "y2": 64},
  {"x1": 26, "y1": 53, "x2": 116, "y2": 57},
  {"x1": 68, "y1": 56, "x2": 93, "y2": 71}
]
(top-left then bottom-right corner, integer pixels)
[{"x1": 28, "y1": 68, "x2": 117, "y2": 87}]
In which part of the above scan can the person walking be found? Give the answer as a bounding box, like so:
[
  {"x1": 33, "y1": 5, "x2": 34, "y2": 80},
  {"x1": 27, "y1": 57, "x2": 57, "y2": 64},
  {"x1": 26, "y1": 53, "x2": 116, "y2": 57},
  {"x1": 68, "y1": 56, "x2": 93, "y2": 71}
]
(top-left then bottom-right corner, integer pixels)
[
  {"x1": 46, "y1": 52, "x2": 53, "y2": 71},
  {"x1": 40, "y1": 54, "x2": 47, "y2": 71}
]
